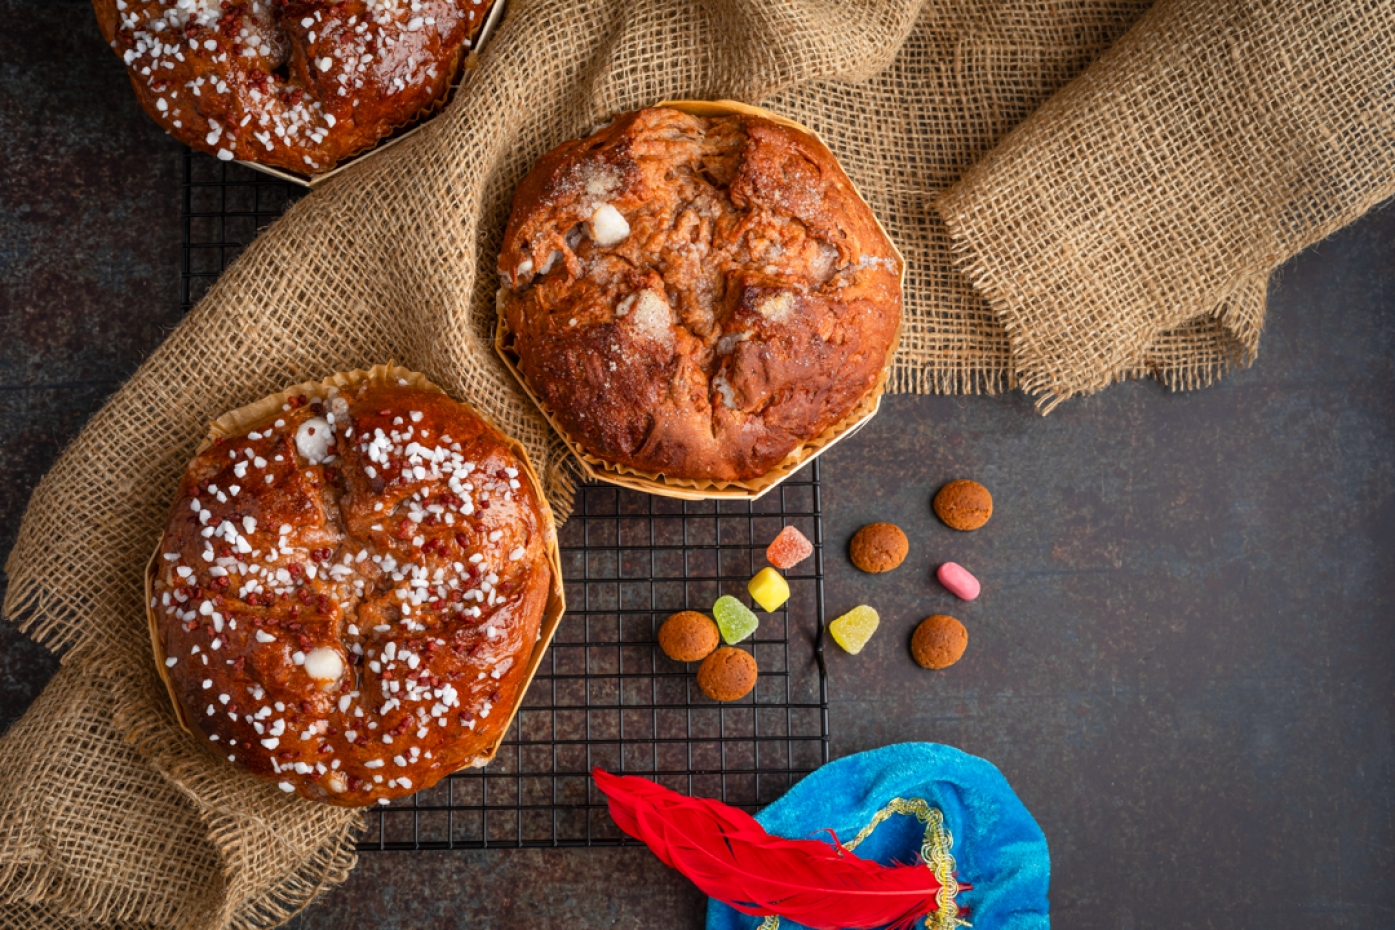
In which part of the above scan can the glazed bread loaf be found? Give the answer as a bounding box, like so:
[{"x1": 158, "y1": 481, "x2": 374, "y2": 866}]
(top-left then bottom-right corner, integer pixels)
[
  {"x1": 92, "y1": 0, "x2": 492, "y2": 174},
  {"x1": 498, "y1": 106, "x2": 902, "y2": 484},
  {"x1": 150, "y1": 374, "x2": 554, "y2": 806}
]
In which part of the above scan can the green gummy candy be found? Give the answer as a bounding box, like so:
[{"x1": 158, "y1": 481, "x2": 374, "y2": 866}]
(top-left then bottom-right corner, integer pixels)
[
  {"x1": 712, "y1": 595, "x2": 759, "y2": 644},
  {"x1": 829, "y1": 605, "x2": 880, "y2": 655}
]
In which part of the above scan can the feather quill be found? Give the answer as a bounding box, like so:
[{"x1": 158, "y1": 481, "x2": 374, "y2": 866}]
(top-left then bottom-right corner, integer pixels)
[{"x1": 593, "y1": 768, "x2": 943, "y2": 930}]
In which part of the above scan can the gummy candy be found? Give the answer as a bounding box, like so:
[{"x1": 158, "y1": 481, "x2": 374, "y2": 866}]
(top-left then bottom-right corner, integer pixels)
[
  {"x1": 747, "y1": 567, "x2": 790, "y2": 612},
  {"x1": 713, "y1": 595, "x2": 759, "y2": 644},
  {"x1": 936, "y1": 562, "x2": 980, "y2": 601},
  {"x1": 828, "y1": 605, "x2": 880, "y2": 655},
  {"x1": 766, "y1": 526, "x2": 813, "y2": 570}
]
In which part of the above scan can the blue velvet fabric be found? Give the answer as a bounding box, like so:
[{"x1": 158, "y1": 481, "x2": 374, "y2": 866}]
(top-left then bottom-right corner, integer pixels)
[{"x1": 706, "y1": 744, "x2": 1049, "y2": 930}]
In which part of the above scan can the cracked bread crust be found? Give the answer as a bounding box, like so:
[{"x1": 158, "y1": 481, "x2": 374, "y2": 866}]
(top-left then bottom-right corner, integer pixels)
[{"x1": 497, "y1": 106, "x2": 902, "y2": 483}]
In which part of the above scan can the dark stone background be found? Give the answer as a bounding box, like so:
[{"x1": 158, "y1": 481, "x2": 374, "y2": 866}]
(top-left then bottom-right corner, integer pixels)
[{"x1": 2, "y1": 2, "x2": 1391, "y2": 927}]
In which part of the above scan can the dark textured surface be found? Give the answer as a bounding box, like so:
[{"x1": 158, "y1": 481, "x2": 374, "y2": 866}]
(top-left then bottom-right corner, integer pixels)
[
  {"x1": 0, "y1": 0, "x2": 183, "y2": 729},
  {"x1": 2, "y1": 2, "x2": 1393, "y2": 928},
  {"x1": 819, "y1": 218, "x2": 1395, "y2": 927}
]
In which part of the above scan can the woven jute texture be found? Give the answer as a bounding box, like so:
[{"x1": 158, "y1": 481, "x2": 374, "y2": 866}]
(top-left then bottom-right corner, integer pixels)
[
  {"x1": 6, "y1": 0, "x2": 1394, "y2": 925},
  {"x1": 938, "y1": 0, "x2": 1395, "y2": 410}
]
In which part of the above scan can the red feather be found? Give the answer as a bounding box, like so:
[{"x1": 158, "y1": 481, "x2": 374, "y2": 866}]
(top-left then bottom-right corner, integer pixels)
[{"x1": 593, "y1": 768, "x2": 943, "y2": 930}]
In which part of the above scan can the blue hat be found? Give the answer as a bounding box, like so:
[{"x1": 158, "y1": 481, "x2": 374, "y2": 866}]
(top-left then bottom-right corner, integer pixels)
[{"x1": 706, "y1": 744, "x2": 1050, "y2": 930}]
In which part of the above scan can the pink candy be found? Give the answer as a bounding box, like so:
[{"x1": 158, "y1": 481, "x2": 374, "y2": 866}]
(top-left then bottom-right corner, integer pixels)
[{"x1": 936, "y1": 562, "x2": 980, "y2": 601}]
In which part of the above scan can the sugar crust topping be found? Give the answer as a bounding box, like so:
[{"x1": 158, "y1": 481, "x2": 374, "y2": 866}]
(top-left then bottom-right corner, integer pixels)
[{"x1": 151, "y1": 381, "x2": 547, "y2": 805}]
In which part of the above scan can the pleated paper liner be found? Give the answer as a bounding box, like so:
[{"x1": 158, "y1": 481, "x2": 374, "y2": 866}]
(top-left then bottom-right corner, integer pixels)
[
  {"x1": 236, "y1": 0, "x2": 508, "y2": 189},
  {"x1": 495, "y1": 98, "x2": 905, "y2": 501},
  {"x1": 146, "y1": 363, "x2": 566, "y2": 792}
]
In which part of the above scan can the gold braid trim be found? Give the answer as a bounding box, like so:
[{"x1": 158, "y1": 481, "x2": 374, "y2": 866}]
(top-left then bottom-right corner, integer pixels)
[{"x1": 755, "y1": 797, "x2": 969, "y2": 930}]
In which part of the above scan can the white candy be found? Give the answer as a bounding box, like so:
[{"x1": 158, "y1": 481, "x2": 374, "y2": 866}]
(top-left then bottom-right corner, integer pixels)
[
  {"x1": 303, "y1": 646, "x2": 344, "y2": 683},
  {"x1": 587, "y1": 204, "x2": 630, "y2": 245},
  {"x1": 627, "y1": 290, "x2": 672, "y2": 346},
  {"x1": 295, "y1": 417, "x2": 333, "y2": 463}
]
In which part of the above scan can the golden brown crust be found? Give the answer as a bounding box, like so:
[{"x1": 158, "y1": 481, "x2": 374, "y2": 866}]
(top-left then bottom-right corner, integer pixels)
[
  {"x1": 933, "y1": 480, "x2": 994, "y2": 531},
  {"x1": 657, "y1": 611, "x2": 720, "y2": 663},
  {"x1": 93, "y1": 0, "x2": 491, "y2": 175},
  {"x1": 150, "y1": 379, "x2": 551, "y2": 806},
  {"x1": 848, "y1": 522, "x2": 909, "y2": 573},
  {"x1": 498, "y1": 107, "x2": 902, "y2": 483},
  {"x1": 696, "y1": 647, "x2": 758, "y2": 702},
  {"x1": 911, "y1": 615, "x2": 968, "y2": 670}
]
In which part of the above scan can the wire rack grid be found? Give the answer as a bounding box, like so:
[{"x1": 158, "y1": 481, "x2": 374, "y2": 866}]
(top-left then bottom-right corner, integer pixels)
[{"x1": 180, "y1": 151, "x2": 832, "y2": 850}]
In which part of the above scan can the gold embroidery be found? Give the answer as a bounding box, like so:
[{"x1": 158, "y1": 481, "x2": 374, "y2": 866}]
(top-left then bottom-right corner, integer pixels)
[{"x1": 754, "y1": 797, "x2": 969, "y2": 930}]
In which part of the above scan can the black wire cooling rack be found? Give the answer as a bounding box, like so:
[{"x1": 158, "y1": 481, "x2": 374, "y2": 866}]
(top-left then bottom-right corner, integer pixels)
[{"x1": 181, "y1": 151, "x2": 831, "y2": 850}]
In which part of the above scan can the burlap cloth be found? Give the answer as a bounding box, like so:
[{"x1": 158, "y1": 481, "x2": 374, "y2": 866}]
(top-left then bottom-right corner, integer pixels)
[{"x1": 4, "y1": 0, "x2": 1391, "y2": 926}]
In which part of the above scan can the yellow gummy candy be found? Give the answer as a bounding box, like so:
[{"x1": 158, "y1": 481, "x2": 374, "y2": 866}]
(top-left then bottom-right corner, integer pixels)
[
  {"x1": 747, "y1": 567, "x2": 790, "y2": 612},
  {"x1": 829, "y1": 606, "x2": 880, "y2": 655}
]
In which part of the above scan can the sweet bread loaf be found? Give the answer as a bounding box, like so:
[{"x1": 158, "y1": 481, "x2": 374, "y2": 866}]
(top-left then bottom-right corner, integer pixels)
[
  {"x1": 149, "y1": 368, "x2": 557, "y2": 805},
  {"x1": 92, "y1": 0, "x2": 492, "y2": 174},
  {"x1": 498, "y1": 105, "x2": 902, "y2": 483}
]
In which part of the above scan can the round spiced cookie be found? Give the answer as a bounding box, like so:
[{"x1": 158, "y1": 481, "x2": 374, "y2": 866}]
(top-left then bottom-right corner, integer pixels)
[
  {"x1": 911, "y1": 615, "x2": 968, "y2": 670},
  {"x1": 933, "y1": 480, "x2": 993, "y2": 531},
  {"x1": 497, "y1": 105, "x2": 902, "y2": 484},
  {"x1": 148, "y1": 366, "x2": 560, "y2": 806},
  {"x1": 658, "y1": 611, "x2": 720, "y2": 663},
  {"x1": 696, "y1": 647, "x2": 758, "y2": 702},
  {"x1": 848, "y1": 522, "x2": 909, "y2": 573}
]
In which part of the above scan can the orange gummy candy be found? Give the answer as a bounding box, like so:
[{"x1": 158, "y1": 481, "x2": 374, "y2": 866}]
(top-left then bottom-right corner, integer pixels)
[{"x1": 766, "y1": 526, "x2": 813, "y2": 570}]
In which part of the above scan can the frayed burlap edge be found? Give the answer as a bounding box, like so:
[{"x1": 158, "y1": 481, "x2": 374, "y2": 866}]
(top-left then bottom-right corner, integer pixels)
[
  {"x1": 943, "y1": 210, "x2": 1269, "y2": 414},
  {"x1": 0, "y1": 639, "x2": 364, "y2": 930},
  {"x1": 939, "y1": 0, "x2": 1395, "y2": 412},
  {"x1": 107, "y1": 652, "x2": 364, "y2": 930},
  {"x1": 0, "y1": 659, "x2": 223, "y2": 930}
]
